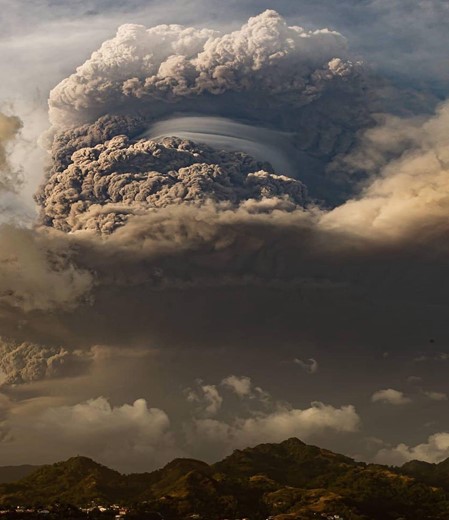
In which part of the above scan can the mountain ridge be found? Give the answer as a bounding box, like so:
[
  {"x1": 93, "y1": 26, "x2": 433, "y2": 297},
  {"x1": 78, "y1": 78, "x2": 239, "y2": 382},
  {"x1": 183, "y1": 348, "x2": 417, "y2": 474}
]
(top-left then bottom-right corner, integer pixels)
[{"x1": 1, "y1": 438, "x2": 449, "y2": 519}]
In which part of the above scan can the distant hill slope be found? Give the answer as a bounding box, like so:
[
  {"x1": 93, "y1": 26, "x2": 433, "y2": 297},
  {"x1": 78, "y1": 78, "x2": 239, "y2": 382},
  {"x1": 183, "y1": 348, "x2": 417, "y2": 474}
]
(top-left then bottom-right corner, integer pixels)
[
  {"x1": 0, "y1": 465, "x2": 41, "y2": 484},
  {"x1": 0, "y1": 457, "x2": 127, "y2": 506},
  {"x1": 402, "y1": 457, "x2": 449, "y2": 490},
  {"x1": 213, "y1": 437, "x2": 359, "y2": 488},
  {"x1": 1, "y1": 438, "x2": 449, "y2": 519}
]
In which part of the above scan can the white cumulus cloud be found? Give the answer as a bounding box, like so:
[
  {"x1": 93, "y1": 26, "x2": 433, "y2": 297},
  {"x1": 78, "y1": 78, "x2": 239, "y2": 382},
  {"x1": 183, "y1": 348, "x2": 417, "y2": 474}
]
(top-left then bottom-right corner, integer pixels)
[
  {"x1": 32, "y1": 397, "x2": 176, "y2": 471},
  {"x1": 221, "y1": 375, "x2": 253, "y2": 397},
  {"x1": 190, "y1": 401, "x2": 360, "y2": 450},
  {"x1": 375, "y1": 432, "x2": 449, "y2": 465},
  {"x1": 186, "y1": 380, "x2": 223, "y2": 417},
  {"x1": 371, "y1": 388, "x2": 411, "y2": 405}
]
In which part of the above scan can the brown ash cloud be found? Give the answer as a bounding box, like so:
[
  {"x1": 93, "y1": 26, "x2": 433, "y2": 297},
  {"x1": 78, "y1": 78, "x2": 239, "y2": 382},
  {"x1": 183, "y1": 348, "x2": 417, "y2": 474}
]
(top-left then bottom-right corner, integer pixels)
[{"x1": 37, "y1": 133, "x2": 306, "y2": 233}]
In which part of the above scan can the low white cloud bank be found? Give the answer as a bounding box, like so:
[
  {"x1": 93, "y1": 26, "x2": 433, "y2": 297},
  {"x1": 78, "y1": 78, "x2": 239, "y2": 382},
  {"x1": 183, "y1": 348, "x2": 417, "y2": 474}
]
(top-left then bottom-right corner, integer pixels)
[
  {"x1": 190, "y1": 402, "x2": 360, "y2": 449},
  {"x1": 1, "y1": 397, "x2": 177, "y2": 472},
  {"x1": 186, "y1": 375, "x2": 360, "y2": 453},
  {"x1": 0, "y1": 376, "x2": 359, "y2": 471},
  {"x1": 375, "y1": 432, "x2": 449, "y2": 465}
]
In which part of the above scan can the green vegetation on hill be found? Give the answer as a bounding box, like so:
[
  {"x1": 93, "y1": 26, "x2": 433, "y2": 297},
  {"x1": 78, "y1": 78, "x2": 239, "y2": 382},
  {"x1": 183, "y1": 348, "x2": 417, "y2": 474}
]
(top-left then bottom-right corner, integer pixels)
[
  {"x1": 0, "y1": 457, "x2": 127, "y2": 506},
  {"x1": 1, "y1": 438, "x2": 449, "y2": 519},
  {"x1": 402, "y1": 456, "x2": 449, "y2": 490},
  {"x1": 213, "y1": 437, "x2": 358, "y2": 488}
]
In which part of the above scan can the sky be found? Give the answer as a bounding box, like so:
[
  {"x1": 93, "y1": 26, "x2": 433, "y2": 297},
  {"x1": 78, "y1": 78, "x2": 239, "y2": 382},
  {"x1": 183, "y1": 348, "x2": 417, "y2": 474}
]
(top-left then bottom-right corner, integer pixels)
[{"x1": 0, "y1": 0, "x2": 449, "y2": 473}]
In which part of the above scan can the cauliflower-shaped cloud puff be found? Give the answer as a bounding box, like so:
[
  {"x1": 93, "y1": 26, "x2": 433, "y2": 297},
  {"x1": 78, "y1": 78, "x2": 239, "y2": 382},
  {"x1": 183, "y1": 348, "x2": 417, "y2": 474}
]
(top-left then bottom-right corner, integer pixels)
[
  {"x1": 49, "y1": 10, "x2": 361, "y2": 129},
  {"x1": 37, "y1": 135, "x2": 306, "y2": 233},
  {"x1": 0, "y1": 339, "x2": 89, "y2": 385},
  {"x1": 37, "y1": 10, "x2": 369, "y2": 235}
]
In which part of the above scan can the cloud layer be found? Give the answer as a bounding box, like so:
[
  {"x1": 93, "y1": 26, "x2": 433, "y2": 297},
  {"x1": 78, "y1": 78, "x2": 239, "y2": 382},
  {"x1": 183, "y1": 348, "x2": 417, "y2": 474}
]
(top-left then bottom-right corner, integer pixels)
[
  {"x1": 186, "y1": 375, "x2": 360, "y2": 458},
  {"x1": 376, "y1": 433, "x2": 449, "y2": 465}
]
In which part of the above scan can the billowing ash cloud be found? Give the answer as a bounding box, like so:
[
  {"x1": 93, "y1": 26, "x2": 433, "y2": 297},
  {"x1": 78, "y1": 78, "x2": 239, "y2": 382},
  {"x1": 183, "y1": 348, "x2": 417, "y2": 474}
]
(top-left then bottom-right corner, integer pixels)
[
  {"x1": 48, "y1": 10, "x2": 365, "y2": 135},
  {"x1": 39, "y1": 10, "x2": 370, "y2": 222},
  {"x1": 37, "y1": 135, "x2": 306, "y2": 233},
  {"x1": 0, "y1": 338, "x2": 90, "y2": 385},
  {"x1": 36, "y1": 10, "x2": 371, "y2": 237},
  {"x1": 10, "y1": 9, "x2": 449, "y2": 336}
]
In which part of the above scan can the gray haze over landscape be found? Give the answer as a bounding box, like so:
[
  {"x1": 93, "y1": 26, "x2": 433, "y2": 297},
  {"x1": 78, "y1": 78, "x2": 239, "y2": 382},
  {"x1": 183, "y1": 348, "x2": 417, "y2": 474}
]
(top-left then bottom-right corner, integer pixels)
[{"x1": 0, "y1": 0, "x2": 449, "y2": 473}]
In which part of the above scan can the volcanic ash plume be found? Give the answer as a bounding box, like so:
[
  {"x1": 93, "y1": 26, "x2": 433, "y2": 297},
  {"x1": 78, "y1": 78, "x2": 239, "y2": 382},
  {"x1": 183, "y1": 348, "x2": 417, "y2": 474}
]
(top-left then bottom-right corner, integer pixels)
[
  {"x1": 36, "y1": 10, "x2": 369, "y2": 235},
  {"x1": 0, "y1": 338, "x2": 90, "y2": 385},
  {"x1": 37, "y1": 134, "x2": 306, "y2": 233},
  {"x1": 48, "y1": 9, "x2": 366, "y2": 140}
]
